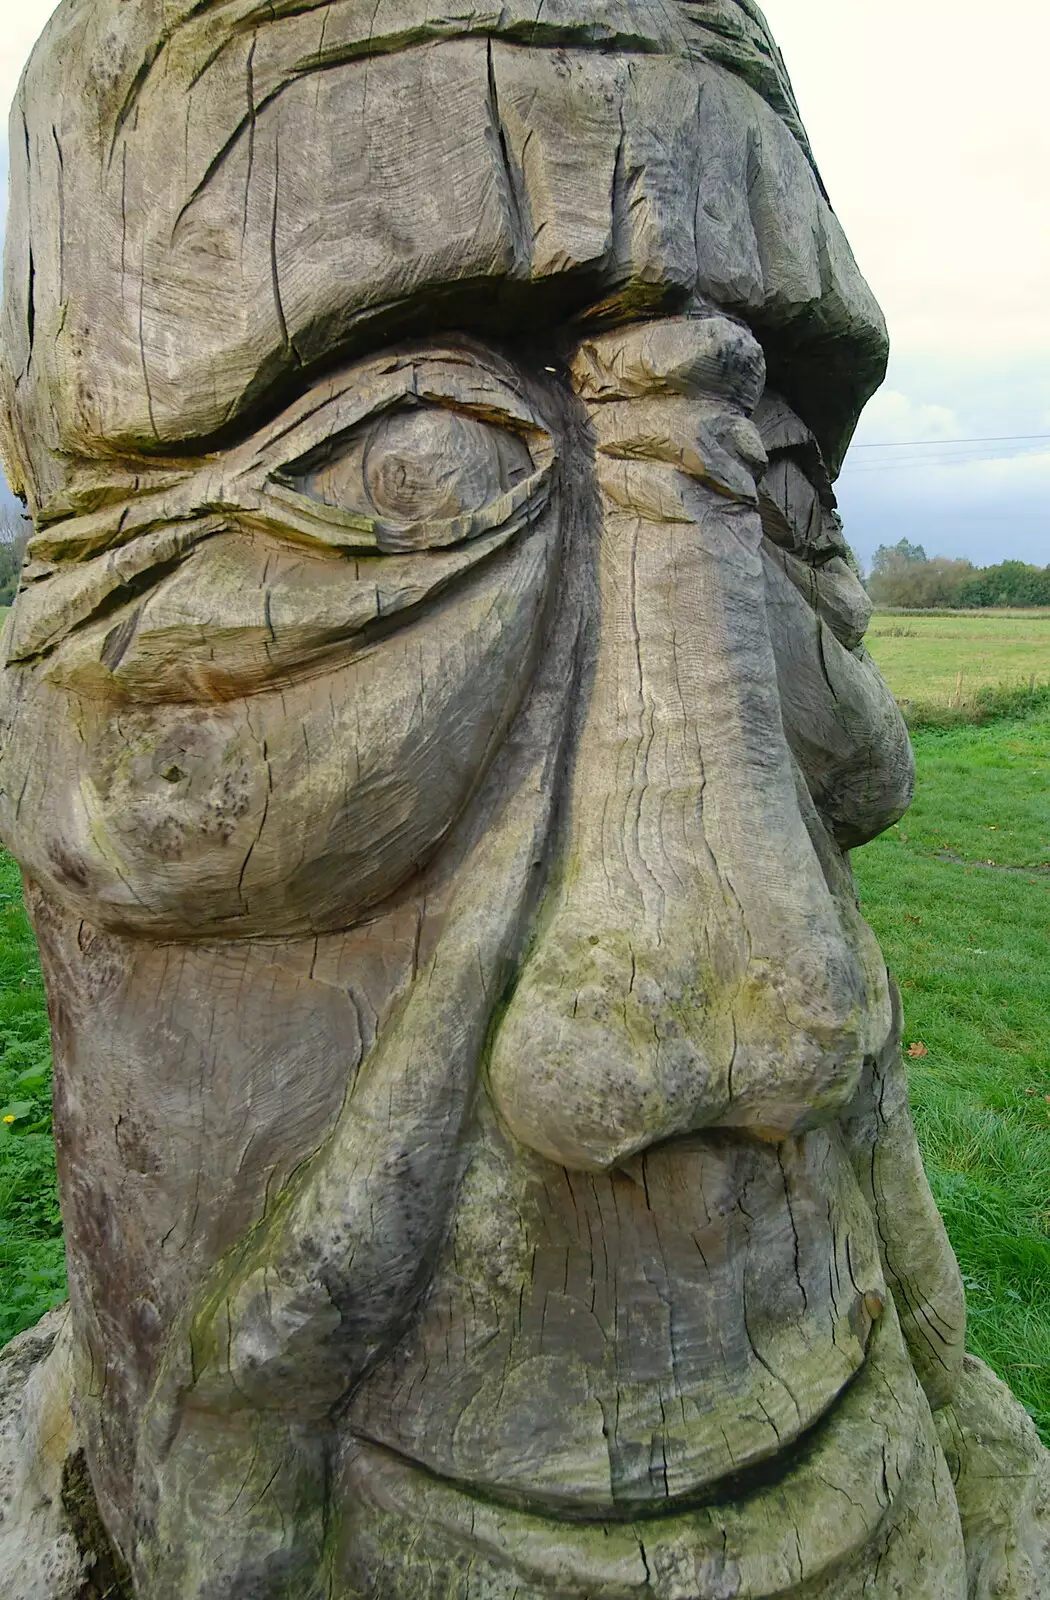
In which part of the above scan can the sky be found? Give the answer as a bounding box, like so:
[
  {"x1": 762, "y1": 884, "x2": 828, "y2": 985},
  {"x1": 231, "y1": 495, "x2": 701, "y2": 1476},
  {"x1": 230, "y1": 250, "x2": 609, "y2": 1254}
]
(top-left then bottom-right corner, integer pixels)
[{"x1": 1, "y1": 1, "x2": 1048, "y2": 570}]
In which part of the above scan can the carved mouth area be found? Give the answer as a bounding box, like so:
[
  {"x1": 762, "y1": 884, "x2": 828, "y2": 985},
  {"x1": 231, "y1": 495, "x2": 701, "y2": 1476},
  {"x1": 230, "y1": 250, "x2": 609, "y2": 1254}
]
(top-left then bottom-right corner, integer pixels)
[
  {"x1": 352, "y1": 1353, "x2": 868, "y2": 1524},
  {"x1": 337, "y1": 1313, "x2": 925, "y2": 1598},
  {"x1": 346, "y1": 1126, "x2": 888, "y2": 1524}
]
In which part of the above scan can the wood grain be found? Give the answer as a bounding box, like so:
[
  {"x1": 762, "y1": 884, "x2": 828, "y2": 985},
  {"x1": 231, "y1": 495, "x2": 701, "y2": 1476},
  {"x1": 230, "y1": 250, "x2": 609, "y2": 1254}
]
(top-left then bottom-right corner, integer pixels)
[{"x1": 0, "y1": 4, "x2": 1046, "y2": 1596}]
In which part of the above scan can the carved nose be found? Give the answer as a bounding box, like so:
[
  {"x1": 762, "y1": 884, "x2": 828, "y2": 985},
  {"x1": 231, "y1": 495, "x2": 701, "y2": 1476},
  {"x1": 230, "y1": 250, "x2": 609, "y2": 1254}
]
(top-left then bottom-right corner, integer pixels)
[{"x1": 487, "y1": 320, "x2": 879, "y2": 1171}]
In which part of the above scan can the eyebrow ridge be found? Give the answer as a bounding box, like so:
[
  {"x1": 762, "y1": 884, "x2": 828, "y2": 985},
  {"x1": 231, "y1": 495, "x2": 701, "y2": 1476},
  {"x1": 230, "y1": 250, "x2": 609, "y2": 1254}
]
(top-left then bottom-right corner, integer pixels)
[
  {"x1": 118, "y1": 8, "x2": 667, "y2": 175},
  {"x1": 169, "y1": 24, "x2": 664, "y2": 232}
]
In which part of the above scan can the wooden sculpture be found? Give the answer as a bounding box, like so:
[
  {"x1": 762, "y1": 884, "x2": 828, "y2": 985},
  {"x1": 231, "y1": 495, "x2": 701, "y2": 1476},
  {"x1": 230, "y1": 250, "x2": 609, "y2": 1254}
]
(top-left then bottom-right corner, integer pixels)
[{"x1": 0, "y1": 2, "x2": 1047, "y2": 1595}]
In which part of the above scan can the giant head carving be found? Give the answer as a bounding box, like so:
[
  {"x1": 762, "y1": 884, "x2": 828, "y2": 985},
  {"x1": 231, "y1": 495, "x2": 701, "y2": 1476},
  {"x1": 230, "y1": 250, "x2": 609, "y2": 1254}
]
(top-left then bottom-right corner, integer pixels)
[{"x1": 0, "y1": 4, "x2": 1045, "y2": 1597}]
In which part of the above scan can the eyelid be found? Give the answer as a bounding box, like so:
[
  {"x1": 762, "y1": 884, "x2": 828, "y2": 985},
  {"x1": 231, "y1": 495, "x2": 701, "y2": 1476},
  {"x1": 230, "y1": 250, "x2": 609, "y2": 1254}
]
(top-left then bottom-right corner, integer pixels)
[
  {"x1": 257, "y1": 465, "x2": 554, "y2": 556},
  {"x1": 27, "y1": 347, "x2": 556, "y2": 566},
  {"x1": 248, "y1": 355, "x2": 555, "y2": 481}
]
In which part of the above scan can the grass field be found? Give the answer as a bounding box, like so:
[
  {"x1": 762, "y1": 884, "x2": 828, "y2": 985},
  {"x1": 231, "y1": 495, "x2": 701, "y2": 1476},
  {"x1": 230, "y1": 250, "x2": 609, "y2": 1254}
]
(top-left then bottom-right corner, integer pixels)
[
  {"x1": 853, "y1": 709, "x2": 1050, "y2": 1442},
  {"x1": 0, "y1": 612, "x2": 1046, "y2": 1448},
  {"x1": 867, "y1": 607, "x2": 1050, "y2": 714}
]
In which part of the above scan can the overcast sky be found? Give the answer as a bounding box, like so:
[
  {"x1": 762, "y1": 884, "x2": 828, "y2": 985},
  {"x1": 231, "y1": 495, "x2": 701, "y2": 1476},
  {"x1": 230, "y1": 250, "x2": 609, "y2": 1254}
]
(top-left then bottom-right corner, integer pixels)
[{"x1": 2, "y1": 0, "x2": 1048, "y2": 568}]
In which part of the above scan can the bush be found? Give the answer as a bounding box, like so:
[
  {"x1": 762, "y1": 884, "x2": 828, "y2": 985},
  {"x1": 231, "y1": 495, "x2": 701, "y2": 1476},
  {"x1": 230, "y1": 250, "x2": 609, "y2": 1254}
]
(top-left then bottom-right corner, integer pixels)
[
  {"x1": 868, "y1": 554, "x2": 974, "y2": 609},
  {"x1": 867, "y1": 542, "x2": 1050, "y2": 611},
  {"x1": 900, "y1": 679, "x2": 1050, "y2": 732},
  {"x1": 955, "y1": 560, "x2": 1050, "y2": 609}
]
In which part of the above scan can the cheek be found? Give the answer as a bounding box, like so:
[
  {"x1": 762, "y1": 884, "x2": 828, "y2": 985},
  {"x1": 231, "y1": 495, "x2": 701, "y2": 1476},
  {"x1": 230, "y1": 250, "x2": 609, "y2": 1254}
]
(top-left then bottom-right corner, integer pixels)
[
  {"x1": 0, "y1": 528, "x2": 556, "y2": 939},
  {"x1": 762, "y1": 547, "x2": 914, "y2": 848}
]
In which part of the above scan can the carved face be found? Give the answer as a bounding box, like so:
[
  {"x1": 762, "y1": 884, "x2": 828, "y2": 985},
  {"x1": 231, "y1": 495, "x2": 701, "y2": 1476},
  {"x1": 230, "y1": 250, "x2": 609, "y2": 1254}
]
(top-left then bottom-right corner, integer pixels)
[
  {"x1": 0, "y1": 0, "x2": 911, "y2": 1116},
  {"x1": 0, "y1": 4, "x2": 956, "y2": 1591}
]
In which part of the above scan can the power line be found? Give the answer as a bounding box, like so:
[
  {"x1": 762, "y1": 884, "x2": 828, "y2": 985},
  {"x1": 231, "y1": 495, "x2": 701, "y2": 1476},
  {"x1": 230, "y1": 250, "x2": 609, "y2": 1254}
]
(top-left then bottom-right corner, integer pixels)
[
  {"x1": 851, "y1": 432, "x2": 1050, "y2": 449},
  {"x1": 848, "y1": 460, "x2": 1040, "y2": 470},
  {"x1": 843, "y1": 443, "x2": 1050, "y2": 474},
  {"x1": 842, "y1": 432, "x2": 1050, "y2": 474}
]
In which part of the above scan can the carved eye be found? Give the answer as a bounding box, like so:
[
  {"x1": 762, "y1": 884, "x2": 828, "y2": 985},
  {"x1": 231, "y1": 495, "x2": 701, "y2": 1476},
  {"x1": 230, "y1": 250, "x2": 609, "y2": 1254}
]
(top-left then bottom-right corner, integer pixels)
[{"x1": 278, "y1": 404, "x2": 536, "y2": 553}]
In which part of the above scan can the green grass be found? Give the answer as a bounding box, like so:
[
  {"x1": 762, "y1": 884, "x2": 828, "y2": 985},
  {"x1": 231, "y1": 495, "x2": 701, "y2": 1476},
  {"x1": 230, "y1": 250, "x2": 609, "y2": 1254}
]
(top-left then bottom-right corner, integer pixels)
[
  {"x1": 0, "y1": 852, "x2": 65, "y2": 1346},
  {"x1": 854, "y1": 708, "x2": 1050, "y2": 1443},
  {"x1": 867, "y1": 607, "x2": 1050, "y2": 713}
]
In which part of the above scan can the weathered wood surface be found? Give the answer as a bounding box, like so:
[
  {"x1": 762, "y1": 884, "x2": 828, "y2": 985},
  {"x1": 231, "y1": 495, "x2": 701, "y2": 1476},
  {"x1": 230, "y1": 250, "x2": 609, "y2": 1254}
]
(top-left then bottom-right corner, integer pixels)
[{"x1": 0, "y1": 2, "x2": 1047, "y2": 1596}]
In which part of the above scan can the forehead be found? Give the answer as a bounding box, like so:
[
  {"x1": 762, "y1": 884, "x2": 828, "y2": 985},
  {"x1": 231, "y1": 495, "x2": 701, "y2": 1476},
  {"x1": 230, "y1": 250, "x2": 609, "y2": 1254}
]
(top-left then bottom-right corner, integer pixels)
[{"x1": 1, "y1": 0, "x2": 885, "y2": 507}]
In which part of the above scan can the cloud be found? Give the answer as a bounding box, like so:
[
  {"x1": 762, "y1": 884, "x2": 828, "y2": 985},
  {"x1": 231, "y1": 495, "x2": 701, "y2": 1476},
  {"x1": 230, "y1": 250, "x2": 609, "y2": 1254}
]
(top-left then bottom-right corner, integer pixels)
[
  {"x1": 763, "y1": 0, "x2": 1050, "y2": 364},
  {"x1": 0, "y1": 6, "x2": 56, "y2": 130},
  {"x1": 1, "y1": 3, "x2": 57, "y2": 275},
  {"x1": 838, "y1": 355, "x2": 1050, "y2": 568},
  {"x1": 853, "y1": 390, "x2": 960, "y2": 447}
]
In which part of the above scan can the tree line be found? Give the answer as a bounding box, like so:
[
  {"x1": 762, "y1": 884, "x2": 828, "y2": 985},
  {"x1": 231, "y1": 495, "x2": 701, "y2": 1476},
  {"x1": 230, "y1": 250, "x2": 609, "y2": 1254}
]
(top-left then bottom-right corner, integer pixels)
[{"x1": 867, "y1": 540, "x2": 1050, "y2": 609}]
